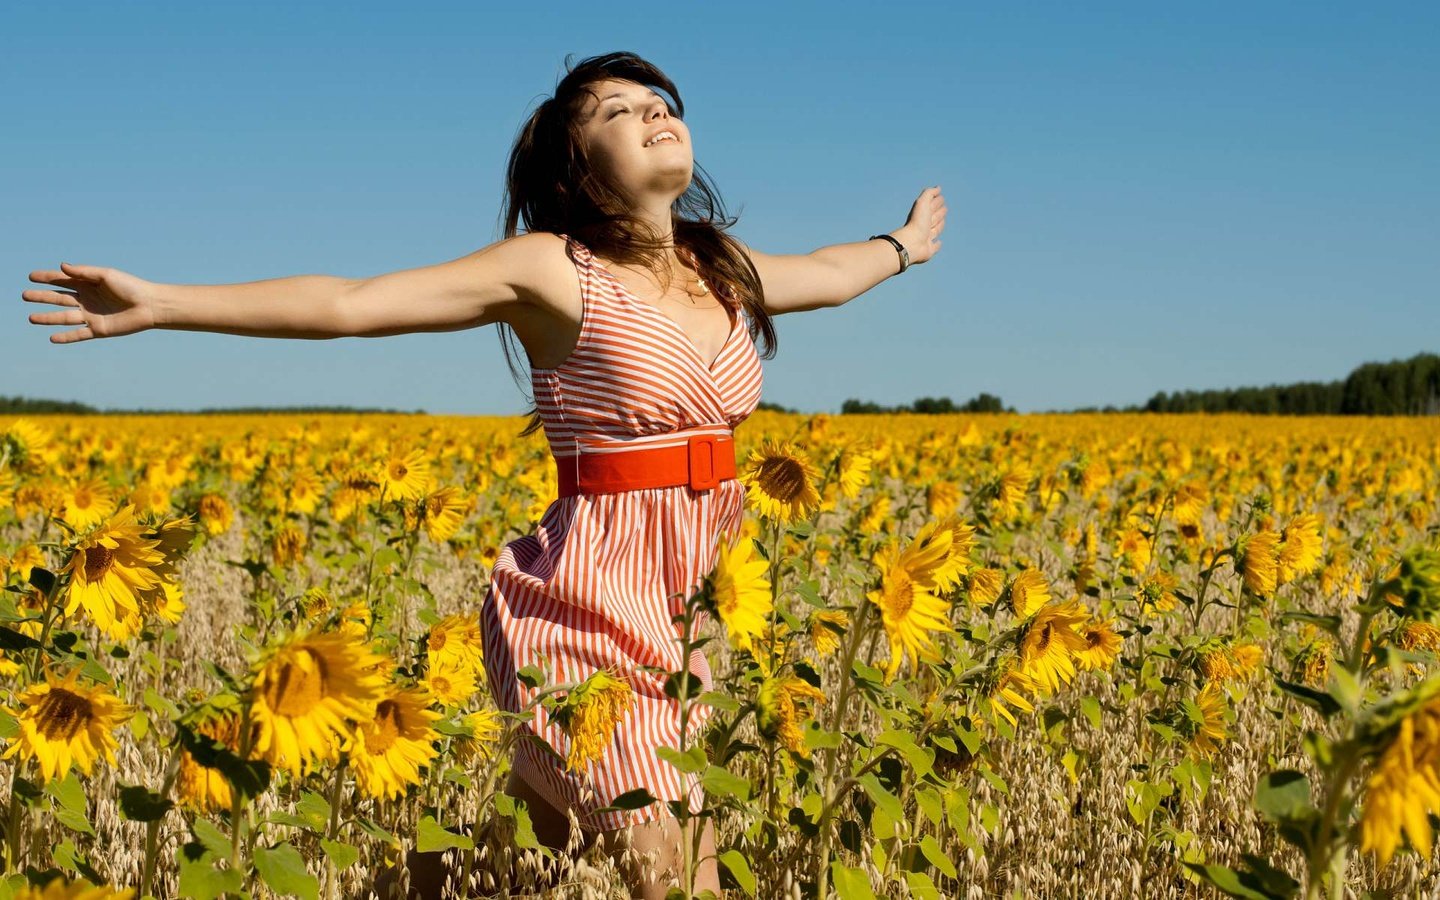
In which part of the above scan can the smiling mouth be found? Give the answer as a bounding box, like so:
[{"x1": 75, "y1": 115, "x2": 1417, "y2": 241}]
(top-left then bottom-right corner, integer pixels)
[{"x1": 644, "y1": 132, "x2": 680, "y2": 148}]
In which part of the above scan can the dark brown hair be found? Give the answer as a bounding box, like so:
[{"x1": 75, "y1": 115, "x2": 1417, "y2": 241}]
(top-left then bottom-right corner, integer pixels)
[{"x1": 495, "y1": 50, "x2": 777, "y2": 437}]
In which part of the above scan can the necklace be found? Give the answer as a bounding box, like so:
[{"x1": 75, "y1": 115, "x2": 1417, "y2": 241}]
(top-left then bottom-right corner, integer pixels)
[{"x1": 676, "y1": 247, "x2": 711, "y2": 304}]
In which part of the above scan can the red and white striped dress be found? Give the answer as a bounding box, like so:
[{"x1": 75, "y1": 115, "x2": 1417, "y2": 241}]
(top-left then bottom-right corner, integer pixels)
[{"x1": 479, "y1": 232, "x2": 764, "y2": 832}]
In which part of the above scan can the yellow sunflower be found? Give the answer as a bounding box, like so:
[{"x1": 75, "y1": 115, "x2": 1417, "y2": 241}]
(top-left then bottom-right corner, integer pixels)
[
  {"x1": 1007, "y1": 568, "x2": 1051, "y2": 618},
  {"x1": 738, "y1": 438, "x2": 821, "y2": 523},
  {"x1": 346, "y1": 685, "x2": 442, "y2": 801},
  {"x1": 1, "y1": 668, "x2": 131, "y2": 782},
  {"x1": 453, "y1": 708, "x2": 505, "y2": 766},
  {"x1": 1171, "y1": 481, "x2": 1209, "y2": 527},
  {"x1": 915, "y1": 515, "x2": 976, "y2": 590},
  {"x1": 61, "y1": 478, "x2": 118, "y2": 531},
  {"x1": 427, "y1": 613, "x2": 485, "y2": 674},
  {"x1": 270, "y1": 523, "x2": 307, "y2": 568},
  {"x1": 1277, "y1": 513, "x2": 1324, "y2": 585},
  {"x1": 13, "y1": 876, "x2": 135, "y2": 899},
  {"x1": 756, "y1": 674, "x2": 827, "y2": 758},
  {"x1": 556, "y1": 667, "x2": 634, "y2": 774},
  {"x1": 1359, "y1": 698, "x2": 1440, "y2": 868},
  {"x1": 1016, "y1": 601, "x2": 1091, "y2": 695},
  {"x1": 705, "y1": 532, "x2": 773, "y2": 655},
  {"x1": 177, "y1": 711, "x2": 243, "y2": 813},
  {"x1": 836, "y1": 445, "x2": 873, "y2": 500},
  {"x1": 60, "y1": 505, "x2": 166, "y2": 635},
  {"x1": 1187, "y1": 682, "x2": 1230, "y2": 757},
  {"x1": 966, "y1": 567, "x2": 1005, "y2": 609},
  {"x1": 422, "y1": 658, "x2": 478, "y2": 708},
  {"x1": 868, "y1": 534, "x2": 956, "y2": 684},
  {"x1": 808, "y1": 609, "x2": 850, "y2": 658},
  {"x1": 1074, "y1": 617, "x2": 1122, "y2": 671},
  {"x1": 197, "y1": 493, "x2": 234, "y2": 536},
  {"x1": 248, "y1": 630, "x2": 390, "y2": 778},
  {"x1": 415, "y1": 485, "x2": 469, "y2": 543},
  {"x1": 1137, "y1": 570, "x2": 1179, "y2": 616},
  {"x1": 379, "y1": 447, "x2": 432, "y2": 502},
  {"x1": 1237, "y1": 530, "x2": 1281, "y2": 597},
  {"x1": 982, "y1": 656, "x2": 1039, "y2": 731}
]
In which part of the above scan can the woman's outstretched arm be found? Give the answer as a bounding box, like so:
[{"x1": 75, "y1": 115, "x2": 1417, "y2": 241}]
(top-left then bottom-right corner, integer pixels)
[
  {"x1": 23, "y1": 232, "x2": 554, "y2": 344},
  {"x1": 735, "y1": 186, "x2": 946, "y2": 315}
]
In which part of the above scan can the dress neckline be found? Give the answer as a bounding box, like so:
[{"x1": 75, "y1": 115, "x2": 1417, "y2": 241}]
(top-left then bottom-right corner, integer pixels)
[{"x1": 588, "y1": 256, "x2": 739, "y2": 372}]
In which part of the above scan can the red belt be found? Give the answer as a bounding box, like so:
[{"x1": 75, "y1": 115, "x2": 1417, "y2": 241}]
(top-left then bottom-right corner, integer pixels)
[{"x1": 557, "y1": 430, "x2": 737, "y2": 497}]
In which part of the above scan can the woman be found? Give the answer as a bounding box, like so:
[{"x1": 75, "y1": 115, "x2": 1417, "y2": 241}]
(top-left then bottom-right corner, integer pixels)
[{"x1": 23, "y1": 50, "x2": 945, "y2": 898}]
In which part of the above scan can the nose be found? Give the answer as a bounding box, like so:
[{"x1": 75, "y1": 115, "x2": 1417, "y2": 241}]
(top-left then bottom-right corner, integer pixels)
[{"x1": 645, "y1": 97, "x2": 669, "y2": 122}]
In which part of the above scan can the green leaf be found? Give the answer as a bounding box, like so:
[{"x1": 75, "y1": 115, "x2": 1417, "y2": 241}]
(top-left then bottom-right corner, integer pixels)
[
  {"x1": 717, "y1": 849, "x2": 757, "y2": 896},
  {"x1": 177, "y1": 857, "x2": 244, "y2": 900},
  {"x1": 905, "y1": 871, "x2": 943, "y2": 900},
  {"x1": 656, "y1": 744, "x2": 707, "y2": 774},
  {"x1": 254, "y1": 843, "x2": 319, "y2": 900},
  {"x1": 320, "y1": 839, "x2": 360, "y2": 871},
  {"x1": 594, "y1": 787, "x2": 658, "y2": 813},
  {"x1": 415, "y1": 815, "x2": 472, "y2": 853},
  {"x1": 1183, "y1": 860, "x2": 1298, "y2": 900},
  {"x1": 830, "y1": 861, "x2": 877, "y2": 900},
  {"x1": 192, "y1": 819, "x2": 231, "y2": 858},
  {"x1": 1273, "y1": 677, "x2": 1341, "y2": 718},
  {"x1": 1277, "y1": 611, "x2": 1342, "y2": 636},
  {"x1": 46, "y1": 772, "x2": 94, "y2": 836},
  {"x1": 874, "y1": 729, "x2": 934, "y2": 778},
  {"x1": 701, "y1": 764, "x2": 752, "y2": 802},
  {"x1": 697, "y1": 690, "x2": 742, "y2": 712},
  {"x1": 1079, "y1": 695, "x2": 1103, "y2": 729},
  {"x1": 143, "y1": 686, "x2": 181, "y2": 718},
  {"x1": 516, "y1": 665, "x2": 547, "y2": 689},
  {"x1": 1327, "y1": 667, "x2": 1362, "y2": 714},
  {"x1": 118, "y1": 784, "x2": 174, "y2": 822},
  {"x1": 857, "y1": 773, "x2": 904, "y2": 821},
  {"x1": 919, "y1": 834, "x2": 957, "y2": 878},
  {"x1": 1125, "y1": 778, "x2": 1173, "y2": 826},
  {"x1": 294, "y1": 791, "x2": 331, "y2": 832},
  {"x1": 804, "y1": 723, "x2": 844, "y2": 751},
  {"x1": 1253, "y1": 771, "x2": 1313, "y2": 824}
]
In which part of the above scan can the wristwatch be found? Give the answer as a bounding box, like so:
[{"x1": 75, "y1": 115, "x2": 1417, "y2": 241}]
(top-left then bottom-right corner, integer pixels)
[{"x1": 869, "y1": 234, "x2": 910, "y2": 274}]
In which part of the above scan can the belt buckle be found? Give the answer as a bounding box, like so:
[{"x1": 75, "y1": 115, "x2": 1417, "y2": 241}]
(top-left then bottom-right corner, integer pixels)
[{"x1": 687, "y1": 433, "x2": 719, "y2": 491}]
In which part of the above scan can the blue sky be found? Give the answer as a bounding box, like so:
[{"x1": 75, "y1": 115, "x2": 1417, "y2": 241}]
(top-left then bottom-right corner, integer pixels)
[{"x1": 4, "y1": 2, "x2": 1437, "y2": 414}]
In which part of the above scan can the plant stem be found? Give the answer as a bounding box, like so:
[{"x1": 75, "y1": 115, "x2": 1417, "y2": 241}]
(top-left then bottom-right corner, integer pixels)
[{"x1": 814, "y1": 598, "x2": 875, "y2": 899}]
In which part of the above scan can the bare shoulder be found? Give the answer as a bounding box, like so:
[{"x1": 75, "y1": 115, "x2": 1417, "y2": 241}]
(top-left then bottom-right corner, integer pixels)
[
  {"x1": 478, "y1": 231, "x2": 583, "y2": 367},
  {"x1": 463, "y1": 231, "x2": 574, "y2": 315}
]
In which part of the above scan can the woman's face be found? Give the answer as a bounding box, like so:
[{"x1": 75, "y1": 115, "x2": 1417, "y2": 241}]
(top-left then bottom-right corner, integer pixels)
[{"x1": 577, "y1": 78, "x2": 692, "y2": 204}]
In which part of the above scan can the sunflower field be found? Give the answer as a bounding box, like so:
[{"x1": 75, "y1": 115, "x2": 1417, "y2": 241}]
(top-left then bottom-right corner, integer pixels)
[{"x1": 0, "y1": 410, "x2": 1438, "y2": 899}]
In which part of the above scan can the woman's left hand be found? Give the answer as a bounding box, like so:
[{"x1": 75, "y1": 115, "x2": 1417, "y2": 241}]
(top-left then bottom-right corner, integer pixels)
[{"x1": 896, "y1": 186, "x2": 946, "y2": 266}]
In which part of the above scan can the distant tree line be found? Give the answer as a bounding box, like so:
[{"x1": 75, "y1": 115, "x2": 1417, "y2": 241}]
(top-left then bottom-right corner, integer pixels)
[
  {"x1": 840, "y1": 392, "x2": 1013, "y2": 414},
  {"x1": 0, "y1": 396, "x2": 421, "y2": 415},
  {"x1": 1134, "y1": 352, "x2": 1440, "y2": 416}
]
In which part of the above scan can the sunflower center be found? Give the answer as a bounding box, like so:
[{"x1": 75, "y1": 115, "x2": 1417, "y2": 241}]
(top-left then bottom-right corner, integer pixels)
[
  {"x1": 365, "y1": 700, "x2": 403, "y2": 754},
  {"x1": 882, "y1": 571, "x2": 915, "y2": 619},
  {"x1": 1035, "y1": 623, "x2": 1054, "y2": 654},
  {"x1": 1086, "y1": 629, "x2": 1104, "y2": 649},
  {"x1": 756, "y1": 457, "x2": 806, "y2": 502},
  {"x1": 390, "y1": 463, "x2": 408, "y2": 480},
  {"x1": 35, "y1": 687, "x2": 94, "y2": 741},
  {"x1": 429, "y1": 630, "x2": 448, "y2": 653},
  {"x1": 83, "y1": 546, "x2": 115, "y2": 582},
  {"x1": 72, "y1": 489, "x2": 95, "y2": 510},
  {"x1": 264, "y1": 650, "x2": 329, "y2": 717}
]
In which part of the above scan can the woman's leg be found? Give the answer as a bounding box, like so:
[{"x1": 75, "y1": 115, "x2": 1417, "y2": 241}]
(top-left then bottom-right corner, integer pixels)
[{"x1": 599, "y1": 813, "x2": 720, "y2": 899}]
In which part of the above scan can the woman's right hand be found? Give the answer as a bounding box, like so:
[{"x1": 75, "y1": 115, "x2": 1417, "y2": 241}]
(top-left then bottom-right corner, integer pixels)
[{"x1": 23, "y1": 262, "x2": 161, "y2": 344}]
